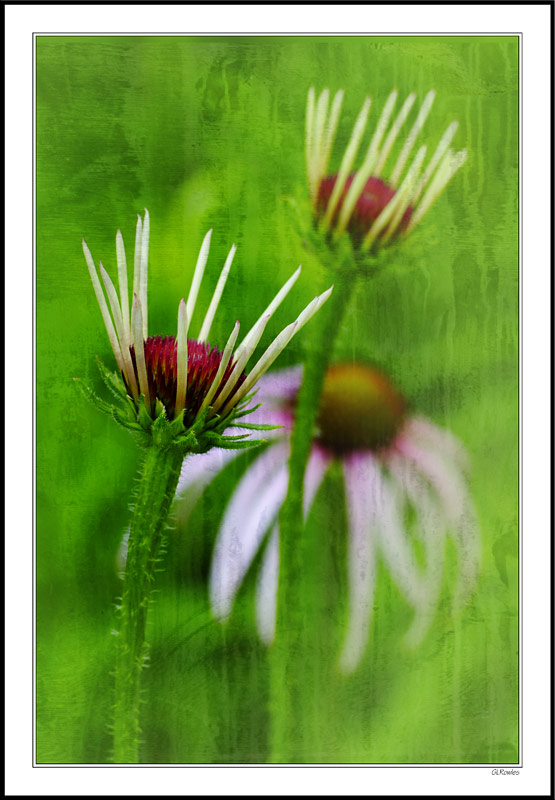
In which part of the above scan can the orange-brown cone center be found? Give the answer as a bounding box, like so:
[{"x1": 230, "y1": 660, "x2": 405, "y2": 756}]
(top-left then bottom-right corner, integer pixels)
[{"x1": 316, "y1": 363, "x2": 406, "y2": 453}]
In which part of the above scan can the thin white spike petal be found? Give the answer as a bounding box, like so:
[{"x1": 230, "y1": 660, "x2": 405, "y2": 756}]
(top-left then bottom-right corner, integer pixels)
[
  {"x1": 312, "y1": 88, "x2": 330, "y2": 192},
  {"x1": 131, "y1": 296, "x2": 150, "y2": 409},
  {"x1": 186, "y1": 228, "x2": 212, "y2": 326},
  {"x1": 227, "y1": 284, "x2": 333, "y2": 412},
  {"x1": 211, "y1": 313, "x2": 271, "y2": 414},
  {"x1": 361, "y1": 145, "x2": 427, "y2": 252},
  {"x1": 82, "y1": 239, "x2": 125, "y2": 373},
  {"x1": 406, "y1": 149, "x2": 467, "y2": 234},
  {"x1": 319, "y1": 89, "x2": 344, "y2": 190},
  {"x1": 390, "y1": 90, "x2": 436, "y2": 186},
  {"x1": 305, "y1": 87, "x2": 316, "y2": 201},
  {"x1": 411, "y1": 120, "x2": 459, "y2": 206},
  {"x1": 322, "y1": 96, "x2": 371, "y2": 229},
  {"x1": 197, "y1": 244, "x2": 236, "y2": 342},
  {"x1": 139, "y1": 209, "x2": 150, "y2": 339},
  {"x1": 234, "y1": 265, "x2": 301, "y2": 361},
  {"x1": 132, "y1": 214, "x2": 143, "y2": 317},
  {"x1": 372, "y1": 91, "x2": 416, "y2": 178},
  {"x1": 99, "y1": 263, "x2": 138, "y2": 398},
  {"x1": 175, "y1": 299, "x2": 188, "y2": 416},
  {"x1": 198, "y1": 321, "x2": 240, "y2": 415},
  {"x1": 116, "y1": 230, "x2": 130, "y2": 344},
  {"x1": 335, "y1": 90, "x2": 399, "y2": 235},
  {"x1": 380, "y1": 145, "x2": 428, "y2": 244}
]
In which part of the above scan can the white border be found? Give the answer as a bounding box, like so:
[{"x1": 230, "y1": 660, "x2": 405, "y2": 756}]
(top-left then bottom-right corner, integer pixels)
[{"x1": 6, "y1": 3, "x2": 551, "y2": 797}]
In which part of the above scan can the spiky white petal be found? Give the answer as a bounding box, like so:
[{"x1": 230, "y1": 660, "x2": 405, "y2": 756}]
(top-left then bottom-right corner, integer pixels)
[
  {"x1": 390, "y1": 90, "x2": 436, "y2": 186},
  {"x1": 198, "y1": 244, "x2": 236, "y2": 343},
  {"x1": 322, "y1": 96, "x2": 371, "y2": 228},
  {"x1": 99, "y1": 262, "x2": 138, "y2": 398},
  {"x1": 116, "y1": 229, "x2": 131, "y2": 344},
  {"x1": 186, "y1": 228, "x2": 212, "y2": 326},
  {"x1": 82, "y1": 239, "x2": 125, "y2": 373},
  {"x1": 131, "y1": 295, "x2": 150, "y2": 408},
  {"x1": 175, "y1": 299, "x2": 188, "y2": 416},
  {"x1": 234, "y1": 265, "x2": 302, "y2": 361},
  {"x1": 198, "y1": 320, "x2": 240, "y2": 415},
  {"x1": 373, "y1": 91, "x2": 416, "y2": 178}
]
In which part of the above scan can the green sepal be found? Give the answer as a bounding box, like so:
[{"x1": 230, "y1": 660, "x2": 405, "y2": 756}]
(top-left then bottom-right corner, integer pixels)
[
  {"x1": 74, "y1": 377, "x2": 114, "y2": 416},
  {"x1": 96, "y1": 357, "x2": 129, "y2": 400},
  {"x1": 137, "y1": 395, "x2": 154, "y2": 431},
  {"x1": 235, "y1": 422, "x2": 282, "y2": 431}
]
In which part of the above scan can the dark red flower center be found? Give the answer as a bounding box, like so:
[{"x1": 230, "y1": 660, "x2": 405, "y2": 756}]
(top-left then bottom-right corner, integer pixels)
[
  {"x1": 317, "y1": 174, "x2": 413, "y2": 245},
  {"x1": 126, "y1": 336, "x2": 246, "y2": 425},
  {"x1": 316, "y1": 363, "x2": 406, "y2": 454}
]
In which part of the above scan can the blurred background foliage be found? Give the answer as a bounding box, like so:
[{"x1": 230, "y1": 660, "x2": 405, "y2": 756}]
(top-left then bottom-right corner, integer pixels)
[{"x1": 36, "y1": 35, "x2": 518, "y2": 764}]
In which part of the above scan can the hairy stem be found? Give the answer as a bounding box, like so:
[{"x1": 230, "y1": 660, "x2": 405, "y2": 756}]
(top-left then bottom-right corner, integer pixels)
[
  {"x1": 270, "y1": 273, "x2": 355, "y2": 762},
  {"x1": 112, "y1": 445, "x2": 183, "y2": 764}
]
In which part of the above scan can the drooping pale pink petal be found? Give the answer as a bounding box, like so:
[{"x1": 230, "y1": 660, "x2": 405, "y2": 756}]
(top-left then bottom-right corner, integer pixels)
[
  {"x1": 386, "y1": 451, "x2": 447, "y2": 648},
  {"x1": 303, "y1": 446, "x2": 332, "y2": 520},
  {"x1": 209, "y1": 442, "x2": 289, "y2": 621},
  {"x1": 401, "y1": 415, "x2": 472, "y2": 476},
  {"x1": 251, "y1": 365, "x2": 304, "y2": 405},
  {"x1": 396, "y1": 429, "x2": 481, "y2": 611},
  {"x1": 338, "y1": 452, "x2": 379, "y2": 674},
  {"x1": 373, "y1": 464, "x2": 428, "y2": 611},
  {"x1": 177, "y1": 446, "x2": 245, "y2": 498},
  {"x1": 255, "y1": 523, "x2": 280, "y2": 645}
]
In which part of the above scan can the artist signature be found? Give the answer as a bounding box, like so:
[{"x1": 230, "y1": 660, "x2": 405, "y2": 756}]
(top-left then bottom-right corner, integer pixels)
[{"x1": 492, "y1": 768, "x2": 520, "y2": 775}]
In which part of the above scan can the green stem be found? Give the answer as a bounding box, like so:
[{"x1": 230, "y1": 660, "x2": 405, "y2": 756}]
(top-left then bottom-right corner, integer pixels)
[
  {"x1": 270, "y1": 274, "x2": 355, "y2": 762},
  {"x1": 112, "y1": 445, "x2": 183, "y2": 764}
]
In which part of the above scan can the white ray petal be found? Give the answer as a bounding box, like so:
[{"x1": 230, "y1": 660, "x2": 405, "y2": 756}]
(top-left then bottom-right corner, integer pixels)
[
  {"x1": 322, "y1": 96, "x2": 371, "y2": 229},
  {"x1": 373, "y1": 91, "x2": 416, "y2": 178},
  {"x1": 410, "y1": 120, "x2": 459, "y2": 206},
  {"x1": 177, "y1": 446, "x2": 244, "y2": 497},
  {"x1": 131, "y1": 296, "x2": 150, "y2": 409},
  {"x1": 228, "y1": 287, "x2": 333, "y2": 413},
  {"x1": 186, "y1": 228, "x2": 212, "y2": 326},
  {"x1": 319, "y1": 89, "x2": 345, "y2": 189},
  {"x1": 198, "y1": 320, "x2": 240, "y2": 415},
  {"x1": 396, "y1": 431, "x2": 481, "y2": 610},
  {"x1": 99, "y1": 263, "x2": 138, "y2": 397},
  {"x1": 234, "y1": 265, "x2": 302, "y2": 362},
  {"x1": 132, "y1": 214, "x2": 143, "y2": 324},
  {"x1": 379, "y1": 145, "x2": 428, "y2": 244},
  {"x1": 139, "y1": 209, "x2": 149, "y2": 339},
  {"x1": 255, "y1": 523, "x2": 280, "y2": 645},
  {"x1": 361, "y1": 144, "x2": 427, "y2": 252},
  {"x1": 305, "y1": 87, "x2": 317, "y2": 201},
  {"x1": 116, "y1": 229, "x2": 130, "y2": 344},
  {"x1": 338, "y1": 453, "x2": 379, "y2": 674},
  {"x1": 175, "y1": 299, "x2": 188, "y2": 416},
  {"x1": 197, "y1": 244, "x2": 236, "y2": 342},
  {"x1": 210, "y1": 443, "x2": 289, "y2": 620},
  {"x1": 211, "y1": 314, "x2": 271, "y2": 414},
  {"x1": 82, "y1": 239, "x2": 125, "y2": 373},
  {"x1": 312, "y1": 88, "x2": 330, "y2": 193},
  {"x1": 390, "y1": 90, "x2": 436, "y2": 186},
  {"x1": 334, "y1": 90, "x2": 398, "y2": 234},
  {"x1": 406, "y1": 148, "x2": 467, "y2": 234}
]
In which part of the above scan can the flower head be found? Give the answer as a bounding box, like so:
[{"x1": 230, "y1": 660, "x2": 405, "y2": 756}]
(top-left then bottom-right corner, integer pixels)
[
  {"x1": 178, "y1": 363, "x2": 481, "y2": 673},
  {"x1": 306, "y1": 87, "x2": 467, "y2": 253},
  {"x1": 79, "y1": 211, "x2": 332, "y2": 452}
]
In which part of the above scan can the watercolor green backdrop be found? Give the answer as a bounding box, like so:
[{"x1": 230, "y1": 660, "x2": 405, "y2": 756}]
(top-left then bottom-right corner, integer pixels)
[{"x1": 36, "y1": 35, "x2": 518, "y2": 764}]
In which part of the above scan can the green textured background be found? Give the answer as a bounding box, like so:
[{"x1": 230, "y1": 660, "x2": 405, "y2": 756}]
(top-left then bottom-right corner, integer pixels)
[{"x1": 36, "y1": 36, "x2": 518, "y2": 764}]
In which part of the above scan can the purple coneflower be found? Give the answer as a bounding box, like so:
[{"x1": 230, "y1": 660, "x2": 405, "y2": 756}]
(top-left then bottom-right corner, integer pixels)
[
  {"x1": 178, "y1": 363, "x2": 481, "y2": 674},
  {"x1": 82, "y1": 211, "x2": 332, "y2": 447},
  {"x1": 306, "y1": 87, "x2": 467, "y2": 251}
]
